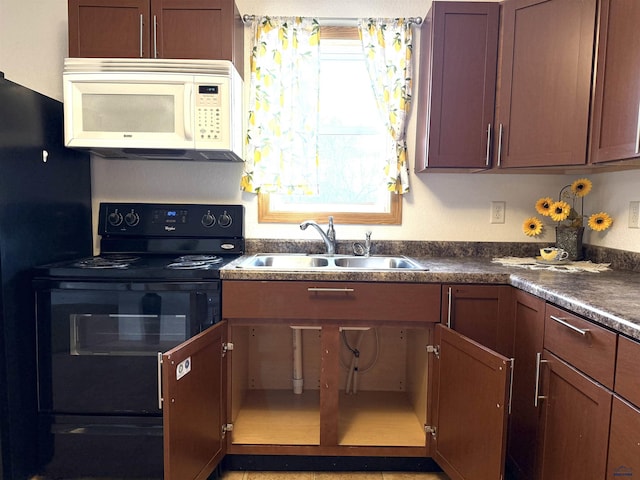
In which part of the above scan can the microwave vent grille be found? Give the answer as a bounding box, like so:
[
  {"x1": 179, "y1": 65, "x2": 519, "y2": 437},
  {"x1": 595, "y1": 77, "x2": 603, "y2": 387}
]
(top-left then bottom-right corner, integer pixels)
[{"x1": 64, "y1": 58, "x2": 239, "y2": 77}]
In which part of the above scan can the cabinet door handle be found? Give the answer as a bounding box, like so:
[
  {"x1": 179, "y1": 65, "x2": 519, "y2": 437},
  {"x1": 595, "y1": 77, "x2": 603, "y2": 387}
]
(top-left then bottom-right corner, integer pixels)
[
  {"x1": 153, "y1": 15, "x2": 158, "y2": 58},
  {"x1": 508, "y1": 358, "x2": 515, "y2": 414},
  {"x1": 485, "y1": 123, "x2": 492, "y2": 166},
  {"x1": 157, "y1": 352, "x2": 163, "y2": 410},
  {"x1": 307, "y1": 287, "x2": 355, "y2": 293},
  {"x1": 549, "y1": 315, "x2": 590, "y2": 336},
  {"x1": 534, "y1": 352, "x2": 548, "y2": 407},
  {"x1": 139, "y1": 14, "x2": 144, "y2": 57},
  {"x1": 635, "y1": 103, "x2": 640, "y2": 155},
  {"x1": 497, "y1": 123, "x2": 503, "y2": 167},
  {"x1": 446, "y1": 286, "x2": 453, "y2": 329}
]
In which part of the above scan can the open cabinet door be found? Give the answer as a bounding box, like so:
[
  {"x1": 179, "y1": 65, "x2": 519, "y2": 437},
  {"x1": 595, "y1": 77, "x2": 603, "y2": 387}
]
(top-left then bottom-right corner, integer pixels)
[
  {"x1": 163, "y1": 321, "x2": 227, "y2": 480},
  {"x1": 431, "y1": 324, "x2": 511, "y2": 480}
]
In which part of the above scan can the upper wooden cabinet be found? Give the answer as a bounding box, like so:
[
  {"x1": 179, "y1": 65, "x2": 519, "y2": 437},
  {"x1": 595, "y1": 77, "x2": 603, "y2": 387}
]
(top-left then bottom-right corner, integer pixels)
[
  {"x1": 67, "y1": 0, "x2": 244, "y2": 75},
  {"x1": 415, "y1": 2, "x2": 500, "y2": 171},
  {"x1": 495, "y1": 0, "x2": 596, "y2": 168},
  {"x1": 590, "y1": 0, "x2": 640, "y2": 164}
]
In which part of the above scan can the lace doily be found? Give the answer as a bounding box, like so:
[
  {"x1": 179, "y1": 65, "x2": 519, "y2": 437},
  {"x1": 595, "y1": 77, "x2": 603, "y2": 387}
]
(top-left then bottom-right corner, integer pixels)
[{"x1": 492, "y1": 256, "x2": 611, "y2": 273}]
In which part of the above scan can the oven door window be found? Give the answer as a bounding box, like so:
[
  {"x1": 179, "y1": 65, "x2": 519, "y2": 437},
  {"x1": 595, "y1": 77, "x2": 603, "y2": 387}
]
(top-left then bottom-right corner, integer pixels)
[{"x1": 37, "y1": 284, "x2": 219, "y2": 415}]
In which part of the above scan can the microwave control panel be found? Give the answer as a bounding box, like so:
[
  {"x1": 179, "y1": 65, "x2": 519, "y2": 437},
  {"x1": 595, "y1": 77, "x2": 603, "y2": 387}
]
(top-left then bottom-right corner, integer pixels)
[{"x1": 196, "y1": 85, "x2": 223, "y2": 142}]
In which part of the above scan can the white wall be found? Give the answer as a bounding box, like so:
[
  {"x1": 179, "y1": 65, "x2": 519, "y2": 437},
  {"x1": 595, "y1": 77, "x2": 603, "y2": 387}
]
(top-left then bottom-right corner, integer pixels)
[{"x1": 2, "y1": 0, "x2": 639, "y2": 252}]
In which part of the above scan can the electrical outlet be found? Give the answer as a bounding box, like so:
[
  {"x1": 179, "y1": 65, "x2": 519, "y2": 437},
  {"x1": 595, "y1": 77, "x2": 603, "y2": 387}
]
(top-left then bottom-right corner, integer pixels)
[
  {"x1": 490, "y1": 201, "x2": 506, "y2": 224},
  {"x1": 629, "y1": 201, "x2": 640, "y2": 228}
]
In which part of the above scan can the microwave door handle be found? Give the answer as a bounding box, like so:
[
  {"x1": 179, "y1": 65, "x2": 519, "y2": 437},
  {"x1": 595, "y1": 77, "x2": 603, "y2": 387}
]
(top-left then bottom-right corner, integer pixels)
[{"x1": 184, "y1": 84, "x2": 194, "y2": 141}]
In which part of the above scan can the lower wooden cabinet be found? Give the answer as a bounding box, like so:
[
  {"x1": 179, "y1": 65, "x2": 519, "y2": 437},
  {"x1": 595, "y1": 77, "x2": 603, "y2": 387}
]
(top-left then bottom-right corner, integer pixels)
[
  {"x1": 536, "y1": 351, "x2": 612, "y2": 480},
  {"x1": 431, "y1": 325, "x2": 511, "y2": 480},
  {"x1": 159, "y1": 280, "x2": 638, "y2": 480},
  {"x1": 442, "y1": 284, "x2": 514, "y2": 356},
  {"x1": 506, "y1": 290, "x2": 545, "y2": 480},
  {"x1": 607, "y1": 396, "x2": 640, "y2": 478}
]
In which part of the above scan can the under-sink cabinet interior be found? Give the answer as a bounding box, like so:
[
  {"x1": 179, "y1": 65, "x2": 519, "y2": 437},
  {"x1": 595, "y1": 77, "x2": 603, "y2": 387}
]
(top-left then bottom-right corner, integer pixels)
[
  {"x1": 222, "y1": 280, "x2": 441, "y2": 456},
  {"x1": 228, "y1": 323, "x2": 431, "y2": 449}
]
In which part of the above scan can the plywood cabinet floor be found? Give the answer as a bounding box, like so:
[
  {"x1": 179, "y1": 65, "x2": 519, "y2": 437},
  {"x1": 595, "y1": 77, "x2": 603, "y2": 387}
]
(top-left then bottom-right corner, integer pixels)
[{"x1": 231, "y1": 389, "x2": 425, "y2": 448}]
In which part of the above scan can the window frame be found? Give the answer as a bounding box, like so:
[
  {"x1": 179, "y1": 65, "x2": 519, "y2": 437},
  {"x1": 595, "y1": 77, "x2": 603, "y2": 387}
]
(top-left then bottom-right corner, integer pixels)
[{"x1": 257, "y1": 25, "x2": 402, "y2": 225}]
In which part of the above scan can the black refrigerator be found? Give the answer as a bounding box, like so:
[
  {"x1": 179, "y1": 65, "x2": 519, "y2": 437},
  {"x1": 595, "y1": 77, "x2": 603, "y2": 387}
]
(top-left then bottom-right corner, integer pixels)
[{"x1": 0, "y1": 73, "x2": 92, "y2": 479}]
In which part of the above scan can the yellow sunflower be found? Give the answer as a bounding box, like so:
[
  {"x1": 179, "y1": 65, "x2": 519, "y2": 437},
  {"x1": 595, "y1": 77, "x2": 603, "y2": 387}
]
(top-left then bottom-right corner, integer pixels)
[
  {"x1": 550, "y1": 201, "x2": 571, "y2": 222},
  {"x1": 535, "y1": 197, "x2": 554, "y2": 216},
  {"x1": 571, "y1": 178, "x2": 592, "y2": 197},
  {"x1": 522, "y1": 217, "x2": 543, "y2": 237},
  {"x1": 588, "y1": 212, "x2": 613, "y2": 231}
]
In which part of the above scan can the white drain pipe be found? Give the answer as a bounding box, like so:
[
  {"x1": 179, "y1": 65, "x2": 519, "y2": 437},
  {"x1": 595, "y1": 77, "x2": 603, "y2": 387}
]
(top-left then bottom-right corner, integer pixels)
[{"x1": 292, "y1": 328, "x2": 303, "y2": 394}]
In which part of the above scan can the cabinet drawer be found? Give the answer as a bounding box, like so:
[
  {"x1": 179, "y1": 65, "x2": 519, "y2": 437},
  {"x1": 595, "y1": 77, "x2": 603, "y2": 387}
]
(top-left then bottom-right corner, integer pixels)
[
  {"x1": 544, "y1": 304, "x2": 616, "y2": 389},
  {"x1": 223, "y1": 280, "x2": 441, "y2": 323},
  {"x1": 615, "y1": 336, "x2": 640, "y2": 407}
]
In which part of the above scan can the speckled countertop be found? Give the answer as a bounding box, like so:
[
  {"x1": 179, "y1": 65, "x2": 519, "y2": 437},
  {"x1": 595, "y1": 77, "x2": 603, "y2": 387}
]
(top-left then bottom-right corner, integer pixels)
[{"x1": 221, "y1": 244, "x2": 640, "y2": 341}]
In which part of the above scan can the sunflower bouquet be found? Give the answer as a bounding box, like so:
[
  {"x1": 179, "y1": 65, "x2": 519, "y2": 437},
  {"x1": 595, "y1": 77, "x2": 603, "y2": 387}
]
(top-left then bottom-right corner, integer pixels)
[{"x1": 523, "y1": 178, "x2": 613, "y2": 237}]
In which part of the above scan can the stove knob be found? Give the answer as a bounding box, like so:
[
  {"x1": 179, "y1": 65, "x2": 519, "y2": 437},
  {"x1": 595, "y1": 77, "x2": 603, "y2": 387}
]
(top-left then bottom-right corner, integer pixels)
[
  {"x1": 218, "y1": 212, "x2": 233, "y2": 228},
  {"x1": 125, "y1": 211, "x2": 140, "y2": 227},
  {"x1": 108, "y1": 211, "x2": 123, "y2": 226},
  {"x1": 201, "y1": 212, "x2": 216, "y2": 228}
]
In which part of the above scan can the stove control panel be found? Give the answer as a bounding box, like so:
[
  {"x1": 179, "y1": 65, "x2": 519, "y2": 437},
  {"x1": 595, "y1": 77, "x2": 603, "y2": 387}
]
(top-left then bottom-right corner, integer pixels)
[{"x1": 99, "y1": 203, "x2": 244, "y2": 238}]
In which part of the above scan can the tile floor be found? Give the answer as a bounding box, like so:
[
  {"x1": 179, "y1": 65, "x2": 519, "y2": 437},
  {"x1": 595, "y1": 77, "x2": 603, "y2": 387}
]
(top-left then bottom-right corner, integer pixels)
[{"x1": 221, "y1": 472, "x2": 449, "y2": 480}]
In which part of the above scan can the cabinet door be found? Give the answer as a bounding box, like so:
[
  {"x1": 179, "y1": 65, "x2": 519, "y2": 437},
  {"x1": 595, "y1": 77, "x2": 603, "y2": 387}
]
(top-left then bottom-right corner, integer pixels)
[
  {"x1": 607, "y1": 396, "x2": 640, "y2": 478},
  {"x1": 415, "y1": 2, "x2": 499, "y2": 170},
  {"x1": 68, "y1": 0, "x2": 150, "y2": 58},
  {"x1": 537, "y1": 351, "x2": 611, "y2": 480},
  {"x1": 442, "y1": 285, "x2": 513, "y2": 357},
  {"x1": 506, "y1": 290, "x2": 544, "y2": 480},
  {"x1": 153, "y1": 0, "x2": 243, "y2": 64},
  {"x1": 162, "y1": 322, "x2": 227, "y2": 480},
  {"x1": 496, "y1": 0, "x2": 596, "y2": 167},
  {"x1": 431, "y1": 325, "x2": 511, "y2": 480},
  {"x1": 590, "y1": 0, "x2": 640, "y2": 164}
]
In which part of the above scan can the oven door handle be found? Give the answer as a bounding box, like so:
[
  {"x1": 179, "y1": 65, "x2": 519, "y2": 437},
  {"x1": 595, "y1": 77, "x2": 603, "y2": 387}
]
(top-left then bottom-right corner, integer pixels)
[{"x1": 157, "y1": 352, "x2": 163, "y2": 410}]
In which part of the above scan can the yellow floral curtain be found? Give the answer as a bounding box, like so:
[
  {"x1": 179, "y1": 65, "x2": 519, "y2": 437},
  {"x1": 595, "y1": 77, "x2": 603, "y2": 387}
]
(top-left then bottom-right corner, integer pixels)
[
  {"x1": 241, "y1": 16, "x2": 321, "y2": 194},
  {"x1": 358, "y1": 19, "x2": 413, "y2": 194}
]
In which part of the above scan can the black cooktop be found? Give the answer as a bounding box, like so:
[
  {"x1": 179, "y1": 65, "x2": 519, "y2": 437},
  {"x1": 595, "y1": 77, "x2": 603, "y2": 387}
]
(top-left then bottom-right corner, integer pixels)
[
  {"x1": 35, "y1": 253, "x2": 240, "y2": 280},
  {"x1": 34, "y1": 202, "x2": 245, "y2": 281}
]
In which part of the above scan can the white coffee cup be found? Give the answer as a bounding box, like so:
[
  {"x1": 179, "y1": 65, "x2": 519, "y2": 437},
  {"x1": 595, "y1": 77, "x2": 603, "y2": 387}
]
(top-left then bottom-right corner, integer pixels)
[{"x1": 540, "y1": 247, "x2": 569, "y2": 261}]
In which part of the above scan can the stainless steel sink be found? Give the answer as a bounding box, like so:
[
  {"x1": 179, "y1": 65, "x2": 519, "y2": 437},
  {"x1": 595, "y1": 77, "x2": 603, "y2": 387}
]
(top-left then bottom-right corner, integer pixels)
[
  {"x1": 236, "y1": 254, "x2": 427, "y2": 271},
  {"x1": 239, "y1": 254, "x2": 330, "y2": 269},
  {"x1": 333, "y1": 256, "x2": 424, "y2": 270}
]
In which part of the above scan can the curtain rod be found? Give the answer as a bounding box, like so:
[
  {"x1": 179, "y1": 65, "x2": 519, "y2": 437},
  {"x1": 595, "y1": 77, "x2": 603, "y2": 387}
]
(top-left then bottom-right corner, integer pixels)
[{"x1": 241, "y1": 14, "x2": 422, "y2": 26}]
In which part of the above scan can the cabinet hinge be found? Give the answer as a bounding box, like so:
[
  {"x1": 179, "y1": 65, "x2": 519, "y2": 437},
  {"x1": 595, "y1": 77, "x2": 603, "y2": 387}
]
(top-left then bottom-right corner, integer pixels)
[
  {"x1": 222, "y1": 342, "x2": 234, "y2": 357},
  {"x1": 222, "y1": 423, "x2": 233, "y2": 438},
  {"x1": 425, "y1": 425, "x2": 437, "y2": 439},
  {"x1": 426, "y1": 345, "x2": 440, "y2": 359}
]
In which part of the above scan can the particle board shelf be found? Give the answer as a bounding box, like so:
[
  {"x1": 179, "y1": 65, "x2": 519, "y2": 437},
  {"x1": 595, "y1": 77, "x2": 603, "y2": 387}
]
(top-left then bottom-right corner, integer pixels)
[{"x1": 231, "y1": 389, "x2": 425, "y2": 448}]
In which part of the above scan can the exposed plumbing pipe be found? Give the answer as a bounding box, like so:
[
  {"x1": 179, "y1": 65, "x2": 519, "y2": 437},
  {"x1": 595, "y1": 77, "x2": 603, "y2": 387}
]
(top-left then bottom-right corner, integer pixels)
[{"x1": 292, "y1": 328, "x2": 303, "y2": 394}]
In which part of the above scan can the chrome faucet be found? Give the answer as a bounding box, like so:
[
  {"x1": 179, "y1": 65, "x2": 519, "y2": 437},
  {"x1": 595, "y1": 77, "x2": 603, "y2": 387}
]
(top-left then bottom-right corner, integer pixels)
[
  {"x1": 300, "y1": 216, "x2": 336, "y2": 255},
  {"x1": 353, "y1": 230, "x2": 372, "y2": 257}
]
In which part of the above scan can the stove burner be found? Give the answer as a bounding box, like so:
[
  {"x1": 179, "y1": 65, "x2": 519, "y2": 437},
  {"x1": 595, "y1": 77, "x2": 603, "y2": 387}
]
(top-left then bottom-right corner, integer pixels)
[
  {"x1": 166, "y1": 255, "x2": 223, "y2": 270},
  {"x1": 74, "y1": 255, "x2": 140, "y2": 269}
]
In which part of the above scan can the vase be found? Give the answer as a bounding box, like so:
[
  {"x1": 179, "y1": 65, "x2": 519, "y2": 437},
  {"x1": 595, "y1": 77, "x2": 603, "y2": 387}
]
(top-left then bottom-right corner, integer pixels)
[{"x1": 555, "y1": 226, "x2": 584, "y2": 261}]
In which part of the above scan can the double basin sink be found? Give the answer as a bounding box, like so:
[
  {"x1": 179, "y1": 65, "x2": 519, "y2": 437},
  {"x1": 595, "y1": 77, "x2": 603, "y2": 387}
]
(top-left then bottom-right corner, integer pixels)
[{"x1": 236, "y1": 253, "x2": 427, "y2": 271}]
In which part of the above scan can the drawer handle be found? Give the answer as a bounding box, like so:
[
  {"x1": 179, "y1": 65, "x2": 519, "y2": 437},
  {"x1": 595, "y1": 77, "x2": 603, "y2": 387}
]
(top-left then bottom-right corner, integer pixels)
[
  {"x1": 307, "y1": 287, "x2": 355, "y2": 293},
  {"x1": 549, "y1": 315, "x2": 590, "y2": 336}
]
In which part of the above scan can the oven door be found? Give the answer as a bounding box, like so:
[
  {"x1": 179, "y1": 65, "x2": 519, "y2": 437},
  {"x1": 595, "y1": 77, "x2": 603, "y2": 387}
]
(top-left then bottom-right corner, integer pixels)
[{"x1": 35, "y1": 280, "x2": 220, "y2": 415}]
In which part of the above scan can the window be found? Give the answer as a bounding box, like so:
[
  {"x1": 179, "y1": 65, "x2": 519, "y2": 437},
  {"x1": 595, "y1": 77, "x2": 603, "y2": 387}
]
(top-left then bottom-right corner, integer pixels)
[{"x1": 258, "y1": 27, "x2": 401, "y2": 224}]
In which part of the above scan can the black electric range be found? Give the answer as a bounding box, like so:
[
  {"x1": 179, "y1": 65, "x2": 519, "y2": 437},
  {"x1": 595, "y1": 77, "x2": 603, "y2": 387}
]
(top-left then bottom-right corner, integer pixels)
[{"x1": 33, "y1": 202, "x2": 244, "y2": 479}]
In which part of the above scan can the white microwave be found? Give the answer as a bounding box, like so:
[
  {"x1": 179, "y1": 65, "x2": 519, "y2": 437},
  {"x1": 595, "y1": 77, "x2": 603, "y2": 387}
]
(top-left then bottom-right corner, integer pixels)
[{"x1": 63, "y1": 58, "x2": 244, "y2": 161}]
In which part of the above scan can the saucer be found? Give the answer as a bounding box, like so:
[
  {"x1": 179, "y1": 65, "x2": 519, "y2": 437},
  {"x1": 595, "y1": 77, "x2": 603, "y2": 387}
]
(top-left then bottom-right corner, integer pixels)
[{"x1": 535, "y1": 256, "x2": 571, "y2": 265}]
